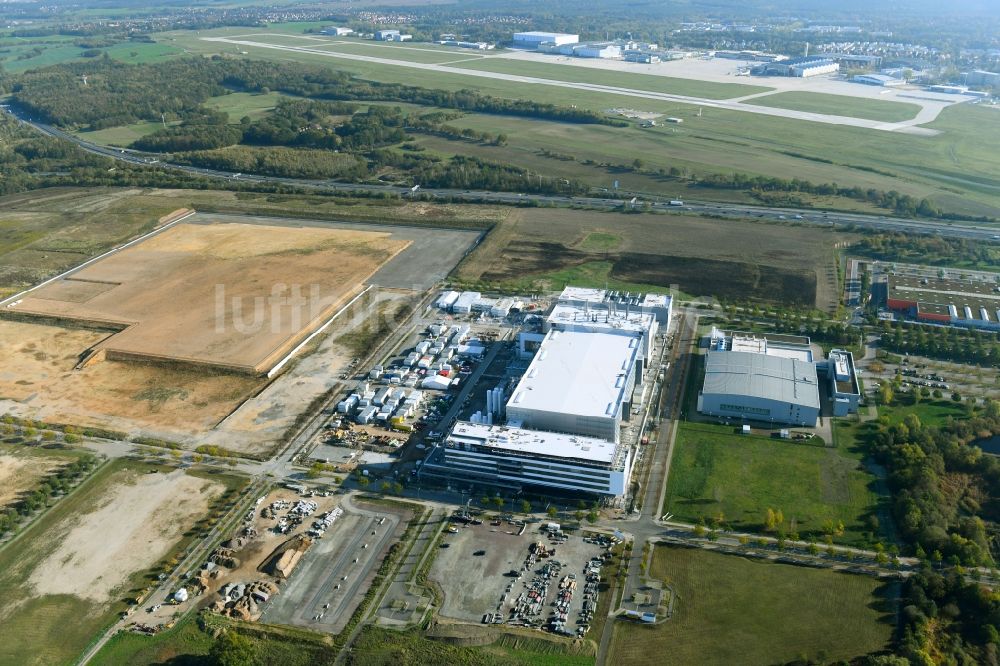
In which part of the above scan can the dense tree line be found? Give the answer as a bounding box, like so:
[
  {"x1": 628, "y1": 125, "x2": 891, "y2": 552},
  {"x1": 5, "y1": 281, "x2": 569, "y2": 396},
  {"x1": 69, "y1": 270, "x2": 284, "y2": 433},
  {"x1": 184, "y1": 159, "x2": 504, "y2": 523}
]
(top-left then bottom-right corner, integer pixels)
[
  {"x1": 693, "y1": 171, "x2": 962, "y2": 220},
  {"x1": 7, "y1": 57, "x2": 622, "y2": 131},
  {"x1": 854, "y1": 232, "x2": 1000, "y2": 268},
  {"x1": 867, "y1": 401, "x2": 999, "y2": 567},
  {"x1": 8, "y1": 57, "x2": 230, "y2": 129},
  {"x1": 174, "y1": 146, "x2": 369, "y2": 180},
  {"x1": 880, "y1": 320, "x2": 1000, "y2": 367}
]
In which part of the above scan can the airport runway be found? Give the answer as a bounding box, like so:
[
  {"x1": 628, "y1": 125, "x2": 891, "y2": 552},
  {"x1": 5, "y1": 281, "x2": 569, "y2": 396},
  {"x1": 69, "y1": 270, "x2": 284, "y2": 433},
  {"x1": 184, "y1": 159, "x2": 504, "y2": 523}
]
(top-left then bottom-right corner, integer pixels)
[{"x1": 204, "y1": 35, "x2": 946, "y2": 135}]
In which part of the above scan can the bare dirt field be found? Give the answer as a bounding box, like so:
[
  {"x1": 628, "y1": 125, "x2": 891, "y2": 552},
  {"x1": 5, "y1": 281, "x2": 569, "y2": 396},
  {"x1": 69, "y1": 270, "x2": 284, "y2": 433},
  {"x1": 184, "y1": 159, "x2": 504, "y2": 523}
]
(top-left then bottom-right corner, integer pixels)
[
  {"x1": 0, "y1": 319, "x2": 263, "y2": 441},
  {"x1": 9, "y1": 221, "x2": 410, "y2": 374},
  {"x1": 0, "y1": 461, "x2": 232, "y2": 666},
  {"x1": 28, "y1": 469, "x2": 223, "y2": 602},
  {"x1": 461, "y1": 209, "x2": 841, "y2": 309},
  {"x1": 0, "y1": 446, "x2": 67, "y2": 506}
]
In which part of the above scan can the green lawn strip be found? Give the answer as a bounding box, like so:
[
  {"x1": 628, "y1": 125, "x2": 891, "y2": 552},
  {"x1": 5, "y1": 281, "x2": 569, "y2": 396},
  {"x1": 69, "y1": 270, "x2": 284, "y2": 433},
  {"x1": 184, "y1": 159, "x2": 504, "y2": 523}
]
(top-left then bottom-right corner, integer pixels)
[
  {"x1": 348, "y1": 626, "x2": 593, "y2": 666},
  {"x1": 312, "y1": 41, "x2": 481, "y2": 65},
  {"x1": 609, "y1": 545, "x2": 894, "y2": 666},
  {"x1": 662, "y1": 422, "x2": 880, "y2": 544},
  {"x1": 746, "y1": 91, "x2": 921, "y2": 123},
  {"x1": 454, "y1": 57, "x2": 771, "y2": 100},
  {"x1": 468, "y1": 259, "x2": 694, "y2": 300},
  {"x1": 101, "y1": 42, "x2": 182, "y2": 64}
]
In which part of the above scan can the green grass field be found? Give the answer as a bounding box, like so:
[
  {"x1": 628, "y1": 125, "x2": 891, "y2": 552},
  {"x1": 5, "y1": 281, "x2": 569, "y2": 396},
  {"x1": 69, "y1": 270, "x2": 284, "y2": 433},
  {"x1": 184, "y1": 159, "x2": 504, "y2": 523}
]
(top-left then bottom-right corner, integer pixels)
[
  {"x1": 454, "y1": 57, "x2": 772, "y2": 100},
  {"x1": 101, "y1": 42, "x2": 182, "y2": 64},
  {"x1": 609, "y1": 546, "x2": 895, "y2": 665},
  {"x1": 577, "y1": 232, "x2": 622, "y2": 251},
  {"x1": 90, "y1": 613, "x2": 216, "y2": 665},
  {"x1": 470, "y1": 259, "x2": 694, "y2": 298},
  {"x1": 662, "y1": 422, "x2": 881, "y2": 544},
  {"x1": 74, "y1": 120, "x2": 179, "y2": 147},
  {"x1": 878, "y1": 399, "x2": 967, "y2": 427},
  {"x1": 205, "y1": 90, "x2": 287, "y2": 122},
  {"x1": 0, "y1": 459, "x2": 243, "y2": 666},
  {"x1": 747, "y1": 91, "x2": 922, "y2": 122}
]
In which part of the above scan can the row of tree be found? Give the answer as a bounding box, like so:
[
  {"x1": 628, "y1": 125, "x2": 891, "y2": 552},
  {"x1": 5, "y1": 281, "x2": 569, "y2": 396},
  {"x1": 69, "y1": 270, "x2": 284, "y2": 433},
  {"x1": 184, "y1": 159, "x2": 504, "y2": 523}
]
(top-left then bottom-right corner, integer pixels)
[
  {"x1": 0, "y1": 454, "x2": 99, "y2": 536},
  {"x1": 854, "y1": 232, "x2": 1000, "y2": 269},
  {"x1": 879, "y1": 320, "x2": 1000, "y2": 367}
]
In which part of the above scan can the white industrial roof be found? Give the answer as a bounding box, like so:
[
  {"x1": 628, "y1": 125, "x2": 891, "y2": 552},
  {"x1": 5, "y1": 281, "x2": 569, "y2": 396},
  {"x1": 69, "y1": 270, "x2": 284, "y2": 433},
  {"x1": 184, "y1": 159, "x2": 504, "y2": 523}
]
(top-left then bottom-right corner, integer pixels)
[
  {"x1": 514, "y1": 31, "x2": 579, "y2": 39},
  {"x1": 507, "y1": 328, "x2": 639, "y2": 420},
  {"x1": 558, "y1": 286, "x2": 607, "y2": 304},
  {"x1": 448, "y1": 421, "x2": 617, "y2": 464},
  {"x1": 547, "y1": 302, "x2": 653, "y2": 336},
  {"x1": 702, "y1": 350, "x2": 820, "y2": 410}
]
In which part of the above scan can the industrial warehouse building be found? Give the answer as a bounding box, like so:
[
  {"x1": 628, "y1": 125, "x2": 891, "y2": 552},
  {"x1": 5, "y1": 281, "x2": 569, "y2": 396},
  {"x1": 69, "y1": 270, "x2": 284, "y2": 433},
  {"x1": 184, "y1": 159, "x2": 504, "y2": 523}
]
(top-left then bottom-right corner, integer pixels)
[
  {"x1": 697, "y1": 330, "x2": 821, "y2": 426},
  {"x1": 421, "y1": 286, "x2": 670, "y2": 497},
  {"x1": 754, "y1": 57, "x2": 839, "y2": 77},
  {"x1": 853, "y1": 74, "x2": 905, "y2": 87},
  {"x1": 886, "y1": 273, "x2": 1000, "y2": 331},
  {"x1": 512, "y1": 31, "x2": 579, "y2": 48}
]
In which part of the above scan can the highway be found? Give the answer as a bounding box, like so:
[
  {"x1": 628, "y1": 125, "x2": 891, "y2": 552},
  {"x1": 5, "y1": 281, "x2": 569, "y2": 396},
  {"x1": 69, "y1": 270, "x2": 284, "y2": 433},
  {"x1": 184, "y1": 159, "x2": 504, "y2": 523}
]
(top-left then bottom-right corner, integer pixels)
[{"x1": 7, "y1": 106, "x2": 1000, "y2": 243}]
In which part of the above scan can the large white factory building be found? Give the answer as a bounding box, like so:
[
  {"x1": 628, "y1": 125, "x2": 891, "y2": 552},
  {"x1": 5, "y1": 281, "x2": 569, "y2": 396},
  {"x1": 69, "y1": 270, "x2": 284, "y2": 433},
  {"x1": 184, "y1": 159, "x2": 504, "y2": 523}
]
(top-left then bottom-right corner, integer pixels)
[{"x1": 423, "y1": 286, "x2": 671, "y2": 497}]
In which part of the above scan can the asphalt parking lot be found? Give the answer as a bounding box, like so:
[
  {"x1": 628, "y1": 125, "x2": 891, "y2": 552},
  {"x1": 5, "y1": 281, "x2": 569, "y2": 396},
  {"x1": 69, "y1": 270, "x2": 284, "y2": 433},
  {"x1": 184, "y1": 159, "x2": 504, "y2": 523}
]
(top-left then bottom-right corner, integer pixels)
[
  {"x1": 261, "y1": 500, "x2": 410, "y2": 633},
  {"x1": 430, "y1": 520, "x2": 605, "y2": 636}
]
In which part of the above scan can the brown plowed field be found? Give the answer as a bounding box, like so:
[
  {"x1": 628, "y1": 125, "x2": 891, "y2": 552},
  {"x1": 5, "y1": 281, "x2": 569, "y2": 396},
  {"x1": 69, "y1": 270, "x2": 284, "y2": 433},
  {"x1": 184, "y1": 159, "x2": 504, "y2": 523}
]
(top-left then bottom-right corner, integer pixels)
[
  {"x1": 9, "y1": 222, "x2": 410, "y2": 374},
  {"x1": 463, "y1": 209, "x2": 841, "y2": 309}
]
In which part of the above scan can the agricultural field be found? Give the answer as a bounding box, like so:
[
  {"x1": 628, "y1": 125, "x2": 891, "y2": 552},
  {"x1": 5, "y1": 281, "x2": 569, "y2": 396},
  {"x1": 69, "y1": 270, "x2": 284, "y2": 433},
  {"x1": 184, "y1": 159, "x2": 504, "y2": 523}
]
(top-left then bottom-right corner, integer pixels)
[
  {"x1": 0, "y1": 188, "x2": 186, "y2": 299},
  {"x1": 456, "y1": 207, "x2": 841, "y2": 309},
  {"x1": 662, "y1": 422, "x2": 882, "y2": 545},
  {"x1": 608, "y1": 546, "x2": 895, "y2": 665},
  {"x1": 0, "y1": 460, "x2": 240, "y2": 666},
  {"x1": 747, "y1": 91, "x2": 922, "y2": 123},
  {"x1": 9, "y1": 219, "x2": 409, "y2": 373}
]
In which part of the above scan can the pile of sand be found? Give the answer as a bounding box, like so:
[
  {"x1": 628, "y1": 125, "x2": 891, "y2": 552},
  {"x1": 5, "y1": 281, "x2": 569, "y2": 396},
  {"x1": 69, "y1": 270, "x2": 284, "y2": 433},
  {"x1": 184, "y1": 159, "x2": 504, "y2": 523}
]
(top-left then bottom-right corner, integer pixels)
[{"x1": 28, "y1": 469, "x2": 223, "y2": 603}]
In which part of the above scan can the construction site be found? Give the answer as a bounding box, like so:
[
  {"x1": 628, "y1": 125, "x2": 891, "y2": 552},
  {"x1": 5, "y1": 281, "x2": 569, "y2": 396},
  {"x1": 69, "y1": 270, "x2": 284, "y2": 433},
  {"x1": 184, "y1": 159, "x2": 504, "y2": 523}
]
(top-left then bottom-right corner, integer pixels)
[
  {"x1": 0, "y1": 210, "x2": 483, "y2": 451},
  {"x1": 133, "y1": 486, "x2": 411, "y2": 636}
]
